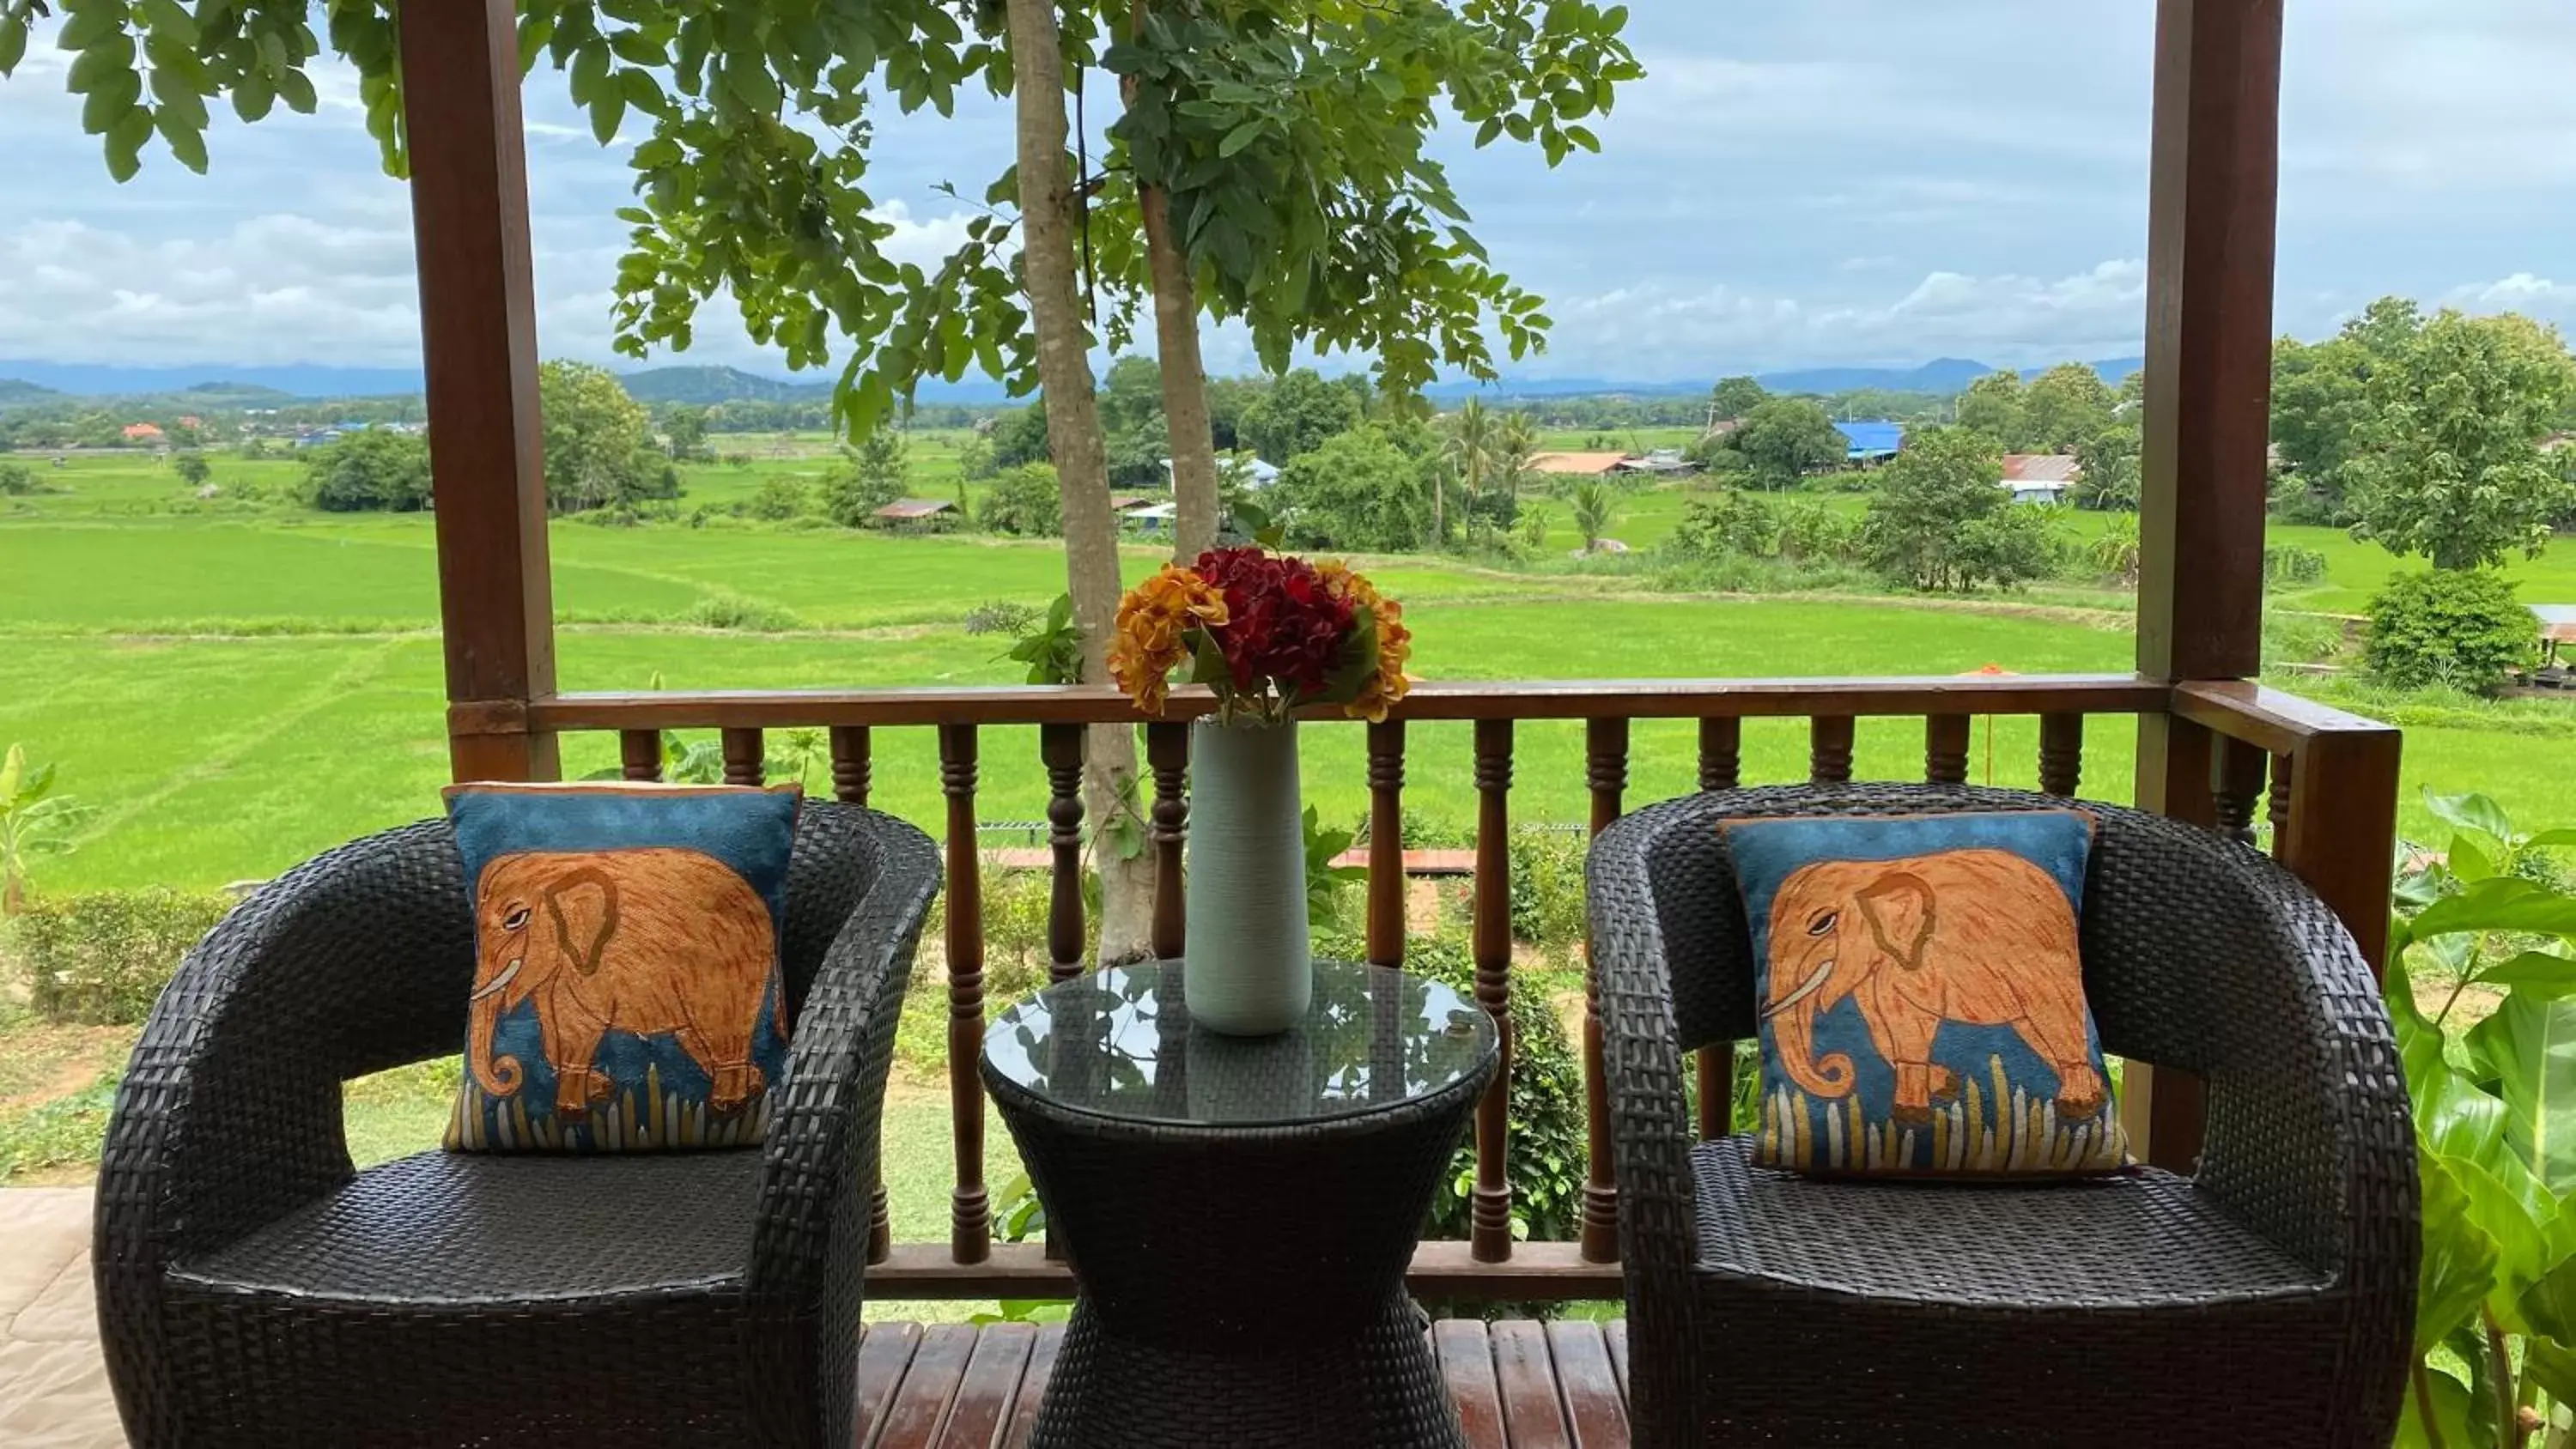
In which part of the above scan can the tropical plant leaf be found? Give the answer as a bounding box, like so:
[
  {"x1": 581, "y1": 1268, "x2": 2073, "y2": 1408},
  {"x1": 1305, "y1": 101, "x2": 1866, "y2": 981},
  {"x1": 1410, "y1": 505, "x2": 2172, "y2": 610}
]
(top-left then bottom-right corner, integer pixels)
[
  {"x1": 2415, "y1": 1152, "x2": 2502, "y2": 1354},
  {"x1": 0, "y1": 743, "x2": 21, "y2": 803},
  {"x1": 2480, "y1": 950, "x2": 2576, "y2": 997},
  {"x1": 2392, "y1": 1361, "x2": 2479, "y2": 1449},
  {"x1": 2412, "y1": 877, "x2": 2576, "y2": 942},
  {"x1": 2427, "y1": 790, "x2": 2517, "y2": 845},
  {"x1": 2521, "y1": 1330, "x2": 2576, "y2": 1407},
  {"x1": 2465, "y1": 991, "x2": 2576, "y2": 1194},
  {"x1": 2449, "y1": 829, "x2": 2500, "y2": 882}
]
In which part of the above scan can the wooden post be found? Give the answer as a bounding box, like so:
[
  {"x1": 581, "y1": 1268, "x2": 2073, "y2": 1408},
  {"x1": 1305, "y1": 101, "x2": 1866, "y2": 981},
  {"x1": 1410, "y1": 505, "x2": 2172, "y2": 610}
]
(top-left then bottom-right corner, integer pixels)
[
  {"x1": 1145, "y1": 723, "x2": 1189, "y2": 961},
  {"x1": 2282, "y1": 730, "x2": 2403, "y2": 980},
  {"x1": 1041, "y1": 724, "x2": 1088, "y2": 984},
  {"x1": 1924, "y1": 715, "x2": 1971, "y2": 786},
  {"x1": 402, "y1": 0, "x2": 557, "y2": 783},
  {"x1": 2129, "y1": 0, "x2": 2284, "y2": 1177},
  {"x1": 1470, "y1": 720, "x2": 1515, "y2": 1263},
  {"x1": 939, "y1": 724, "x2": 990, "y2": 1264},
  {"x1": 1808, "y1": 716, "x2": 1856, "y2": 785},
  {"x1": 1580, "y1": 719, "x2": 1627, "y2": 1264},
  {"x1": 1366, "y1": 721, "x2": 1407, "y2": 968}
]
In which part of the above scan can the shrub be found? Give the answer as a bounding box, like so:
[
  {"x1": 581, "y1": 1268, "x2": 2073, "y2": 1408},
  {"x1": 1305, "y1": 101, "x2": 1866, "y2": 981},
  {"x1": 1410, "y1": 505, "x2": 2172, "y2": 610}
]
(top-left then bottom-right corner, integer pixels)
[
  {"x1": 683, "y1": 594, "x2": 804, "y2": 632},
  {"x1": 2364, "y1": 568, "x2": 2532, "y2": 695},
  {"x1": 963, "y1": 600, "x2": 1044, "y2": 636},
  {"x1": 0, "y1": 462, "x2": 34, "y2": 495},
  {"x1": 1668, "y1": 490, "x2": 1777, "y2": 561},
  {"x1": 1315, "y1": 931, "x2": 1587, "y2": 1246},
  {"x1": 1774, "y1": 500, "x2": 1858, "y2": 562},
  {"x1": 980, "y1": 464, "x2": 1062, "y2": 537},
  {"x1": 1507, "y1": 828, "x2": 1588, "y2": 961},
  {"x1": 12, "y1": 888, "x2": 233, "y2": 1023},
  {"x1": 747, "y1": 477, "x2": 806, "y2": 521},
  {"x1": 2263, "y1": 544, "x2": 2329, "y2": 585}
]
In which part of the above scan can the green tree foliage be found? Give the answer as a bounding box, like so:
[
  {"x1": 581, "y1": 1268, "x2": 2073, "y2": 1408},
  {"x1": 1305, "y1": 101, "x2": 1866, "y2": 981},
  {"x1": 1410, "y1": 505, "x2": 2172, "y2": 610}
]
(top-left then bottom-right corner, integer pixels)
[
  {"x1": 817, "y1": 430, "x2": 909, "y2": 528},
  {"x1": 1721, "y1": 397, "x2": 1845, "y2": 490},
  {"x1": 2346, "y1": 308, "x2": 2576, "y2": 570},
  {"x1": 662, "y1": 404, "x2": 712, "y2": 462},
  {"x1": 2364, "y1": 569, "x2": 2534, "y2": 695},
  {"x1": 171, "y1": 450, "x2": 211, "y2": 488},
  {"x1": 1239, "y1": 367, "x2": 1362, "y2": 464},
  {"x1": 2269, "y1": 333, "x2": 2375, "y2": 506},
  {"x1": 1096, "y1": 355, "x2": 1172, "y2": 490},
  {"x1": 1709, "y1": 375, "x2": 1768, "y2": 423},
  {"x1": 0, "y1": 462, "x2": 35, "y2": 495},
  {"x1": 1668, "y1": 491, "x2": 1778, "y2": 561},
  {"x1": 1273, "y1": 425, "x2": 1429, "y2": 552},
  {"x1": 302, "y1": 429, "x2": 432, "y2": 512},
  {"x1": 1955, "y1": 370, "x2": 2026, "y2": 448},
  {"x1": 988, "y1": 403, "x2": 1050, "y2": 470},
  {"x1": 981, "y1": 463, "x2": 1064, "y2": 537},
  {"x1": 538, "y1": 361, "x2": 674, "y2": 514},
  {"x1": 955, "y1": 435, "x2": 999, "y2": 482},
  {"x1": 2072, "y1": 423, "x2": 2141, "y2": 511},
  {"x1": 1861, "y1": 426, "x2": 2052, "y2": 591},
  {"x1": 2018, "y1": 362, "x2": 2114, "y2": 454}
]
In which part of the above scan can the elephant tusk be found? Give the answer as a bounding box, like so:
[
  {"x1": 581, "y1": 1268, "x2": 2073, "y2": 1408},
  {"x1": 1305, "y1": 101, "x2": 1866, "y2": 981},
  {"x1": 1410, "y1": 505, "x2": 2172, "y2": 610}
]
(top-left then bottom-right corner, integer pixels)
[
  {"x1": 467, "y1": 957, "x2": 524, "y2": 1003},
  {"x1": 1760, "y1": 959, "x2": 1835, "y2": 1020}
]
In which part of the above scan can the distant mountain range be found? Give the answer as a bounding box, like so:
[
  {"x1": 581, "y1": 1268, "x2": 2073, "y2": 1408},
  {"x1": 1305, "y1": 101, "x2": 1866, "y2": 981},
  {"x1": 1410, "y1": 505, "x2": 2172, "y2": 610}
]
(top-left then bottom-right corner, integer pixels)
[{"x1": 0, "y1": 355, "x2": 2145, "y2": 407}]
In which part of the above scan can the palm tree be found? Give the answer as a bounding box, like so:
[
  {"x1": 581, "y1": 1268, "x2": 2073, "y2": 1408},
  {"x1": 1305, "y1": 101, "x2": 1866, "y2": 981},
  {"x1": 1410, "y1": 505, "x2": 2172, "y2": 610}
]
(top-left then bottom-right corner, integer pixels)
[
  {"x1": 1496, "y1": 411, "x2": 1545, "y2": 501},
  {"x1": 1440, "y1": 398, "x2": 1497, "y2": 537},
  {"x1": 1571, "y1": 482, "x2": 1616, "y2": 555}
]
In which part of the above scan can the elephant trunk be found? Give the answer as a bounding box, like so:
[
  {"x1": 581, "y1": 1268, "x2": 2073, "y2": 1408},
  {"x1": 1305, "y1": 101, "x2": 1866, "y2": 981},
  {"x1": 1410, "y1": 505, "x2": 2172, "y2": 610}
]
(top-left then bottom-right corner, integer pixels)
[
  {"x1": 468, "y1": 975, "x2": 524, "y2": 1098},
  {"x1": 1767, "y1": 992, "x2": 1856, "y2": 1100}
]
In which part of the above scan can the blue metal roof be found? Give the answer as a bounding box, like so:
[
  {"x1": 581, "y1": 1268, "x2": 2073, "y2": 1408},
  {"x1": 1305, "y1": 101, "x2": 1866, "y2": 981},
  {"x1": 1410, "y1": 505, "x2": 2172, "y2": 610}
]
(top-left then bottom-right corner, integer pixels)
[{"x1": 1836, "y1": 420, "x2": 1905, "y2": 459}]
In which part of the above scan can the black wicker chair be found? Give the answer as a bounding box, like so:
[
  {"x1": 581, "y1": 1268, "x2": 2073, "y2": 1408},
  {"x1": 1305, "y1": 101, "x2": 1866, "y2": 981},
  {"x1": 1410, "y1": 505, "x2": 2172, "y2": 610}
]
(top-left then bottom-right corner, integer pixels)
[
  {"x1": 1589, "y1": 784, "x2": 2415, "y2": 1448},
  {"x1": 93, "y1": 801, "x2": 939, "y2": 1449}
]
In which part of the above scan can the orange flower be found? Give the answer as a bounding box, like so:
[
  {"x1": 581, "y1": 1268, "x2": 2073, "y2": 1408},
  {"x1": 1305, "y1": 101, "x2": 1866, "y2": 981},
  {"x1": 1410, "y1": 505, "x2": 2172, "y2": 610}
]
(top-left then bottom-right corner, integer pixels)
[
  {"x1": 1110, "y1": 565, "x2": 1229, "y2": 714},
  {"x1": 1320, "y1": 561, "x2": 1414, "y2": 723}
]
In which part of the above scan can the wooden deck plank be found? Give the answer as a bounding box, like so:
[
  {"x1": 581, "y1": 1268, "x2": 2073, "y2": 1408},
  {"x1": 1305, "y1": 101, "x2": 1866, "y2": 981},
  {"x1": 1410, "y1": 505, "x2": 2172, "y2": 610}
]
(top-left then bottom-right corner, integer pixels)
[
  {"x1": 998, "y1": 1323, "x2": 1063, "y2": 1449},
  {"x1": 853, "y1": 1322, "x2": 923, "y2": 1448},
  {"x1": 1603, "y1": 1320, "x2": 1629, "y2": 1408},
  {"x1": 1545, "y1": 1320, "x2": 1629, "y2": 1447},
  {"x1": 935, "y1": 1320, "x2": 1037, "y2": 1449},
  {"x1": 1491, "y1": 1319, "x2": 1575, "y2": 1449},
  {"x1": 1434, "y1": 1319, "x2": 1507, "y2": 1448},
  {"x1": 872, "y1": 1323, "x2": 979, "y2": 1449}
]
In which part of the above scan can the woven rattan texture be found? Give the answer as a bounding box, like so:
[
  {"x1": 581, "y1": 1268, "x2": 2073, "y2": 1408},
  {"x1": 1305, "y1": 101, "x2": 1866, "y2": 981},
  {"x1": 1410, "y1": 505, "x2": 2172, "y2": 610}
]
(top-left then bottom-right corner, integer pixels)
[
  {"x1": 985, "y1": 964, "x2": 1497, "y2": 1448},
  {"x1": 94, "y1": 802, "x2": 937, "y2": 1449},
  {"x1": 1589, "y1": 783, "x2": 2416, "y2": 1448}
]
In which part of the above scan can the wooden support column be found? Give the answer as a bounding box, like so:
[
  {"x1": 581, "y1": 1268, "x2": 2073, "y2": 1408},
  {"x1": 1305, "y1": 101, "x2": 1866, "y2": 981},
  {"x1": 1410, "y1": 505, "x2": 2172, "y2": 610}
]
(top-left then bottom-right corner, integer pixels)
[
  {"x1": 2281, "y1": 730, "x2": 2403, "y2": 979},
  {"x1": 1579, "y1": 719, "x2": 1627, "y2": 1264},
  {"x1": 2129, "y1": 0, "x2": 2284, "y2": 1177},
  {"x1": 403, "y1": 0, "x2": 557, "y2": 782}
]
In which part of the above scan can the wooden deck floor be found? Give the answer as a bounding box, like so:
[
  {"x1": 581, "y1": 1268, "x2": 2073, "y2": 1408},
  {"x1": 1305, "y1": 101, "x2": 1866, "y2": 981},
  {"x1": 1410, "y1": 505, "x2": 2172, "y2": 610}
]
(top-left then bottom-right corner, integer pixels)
[{"x1": 855, "y1": 1318, "x2": 1631, "y2": 1448}]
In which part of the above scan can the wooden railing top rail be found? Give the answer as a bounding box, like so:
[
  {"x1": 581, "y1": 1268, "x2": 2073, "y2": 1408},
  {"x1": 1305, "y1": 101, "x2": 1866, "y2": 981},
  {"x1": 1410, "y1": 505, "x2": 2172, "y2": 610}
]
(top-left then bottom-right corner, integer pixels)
[
  {"x1": 2171, "y1": 678, "x2": 2401, "y2": 756},
  {"x1": 461, "y1": 673, "x2": 2172, "y2": 737}
]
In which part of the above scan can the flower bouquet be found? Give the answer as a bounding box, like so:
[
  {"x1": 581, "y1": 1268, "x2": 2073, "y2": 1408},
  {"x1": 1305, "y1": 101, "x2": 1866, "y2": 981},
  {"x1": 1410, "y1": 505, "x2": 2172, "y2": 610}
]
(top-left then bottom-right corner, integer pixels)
[{"x1": 1108, "y1": 548, "x2": 1412, "y2": 1034}]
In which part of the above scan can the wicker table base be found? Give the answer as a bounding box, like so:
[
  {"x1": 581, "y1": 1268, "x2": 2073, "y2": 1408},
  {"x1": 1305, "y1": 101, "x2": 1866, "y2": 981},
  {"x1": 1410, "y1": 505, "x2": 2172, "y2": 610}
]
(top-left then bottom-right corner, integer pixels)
[{"x1": 982, "y1": 961, "x2": 1498, "y2": 1449}]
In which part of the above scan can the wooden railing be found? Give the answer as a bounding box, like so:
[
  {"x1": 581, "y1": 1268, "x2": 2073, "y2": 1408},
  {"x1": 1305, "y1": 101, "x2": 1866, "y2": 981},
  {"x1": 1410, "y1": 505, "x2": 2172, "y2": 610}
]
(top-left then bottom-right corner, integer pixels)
[{"x1": 465, "y1": 673, "x2": 2399, "y2": 1300}]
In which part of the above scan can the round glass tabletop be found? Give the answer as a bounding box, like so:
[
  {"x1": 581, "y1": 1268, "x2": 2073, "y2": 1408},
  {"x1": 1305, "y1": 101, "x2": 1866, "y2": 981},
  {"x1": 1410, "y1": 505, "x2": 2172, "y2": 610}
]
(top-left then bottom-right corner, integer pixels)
[{"x1": 981, "y1": 960, "x2": 1497, "y2": 1128}]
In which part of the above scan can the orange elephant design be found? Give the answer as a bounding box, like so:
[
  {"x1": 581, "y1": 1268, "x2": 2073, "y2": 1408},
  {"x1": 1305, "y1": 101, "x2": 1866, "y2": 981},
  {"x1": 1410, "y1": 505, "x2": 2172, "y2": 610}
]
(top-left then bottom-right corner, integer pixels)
[
  {"x1": 465, "y1": 846, "x2": 781, "y2": 1118},
  {"x1": 1758, "y1": 846, "x2": 2103, "y2": 1125}
]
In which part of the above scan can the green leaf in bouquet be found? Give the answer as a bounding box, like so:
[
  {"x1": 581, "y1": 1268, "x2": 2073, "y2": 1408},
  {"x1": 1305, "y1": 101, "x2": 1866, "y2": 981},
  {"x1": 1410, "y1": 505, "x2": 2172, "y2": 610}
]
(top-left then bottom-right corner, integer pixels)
[
  {"x1": 2465, "y1": 992, "x2": 2576, "y2": 1194},
  {"x1": 1317, "y1": 603, "x2": 1381, "y2": 707},
  {"x1": 1186, "y1": 629, "x2": 1232, "y2": 691},
  {"x1": 2415, "y1": 1152, "x2": 2501, "y2": 1355}
]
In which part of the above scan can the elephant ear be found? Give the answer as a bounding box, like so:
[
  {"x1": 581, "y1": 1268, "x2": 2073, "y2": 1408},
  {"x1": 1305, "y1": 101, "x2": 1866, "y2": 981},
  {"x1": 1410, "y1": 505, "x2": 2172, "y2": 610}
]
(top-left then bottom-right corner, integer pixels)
[
  {"x1": 546, "y1": 868, "x2": 622, "y2": 977},
  {"x1": 1857, "y1": 870, "x2": 1937, "y2": 972}
]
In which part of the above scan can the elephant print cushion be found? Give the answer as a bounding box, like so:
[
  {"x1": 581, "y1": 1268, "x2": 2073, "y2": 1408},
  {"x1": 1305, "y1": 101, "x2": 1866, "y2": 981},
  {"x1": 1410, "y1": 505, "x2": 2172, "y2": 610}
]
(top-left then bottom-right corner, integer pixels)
[
  {"x1": 441, "y1": 781, "x2": 801, "y2": 1153},
  {"x1": 1718, "y1": 810, "x2": 2129, "y2": 1177}
]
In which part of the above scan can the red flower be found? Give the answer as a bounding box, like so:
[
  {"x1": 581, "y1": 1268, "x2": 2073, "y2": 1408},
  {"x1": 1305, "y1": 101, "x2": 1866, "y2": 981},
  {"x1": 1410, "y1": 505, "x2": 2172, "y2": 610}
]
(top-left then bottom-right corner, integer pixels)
[{"x1": 1196, "y1": 547, "x2": 1354, "y2": 704}]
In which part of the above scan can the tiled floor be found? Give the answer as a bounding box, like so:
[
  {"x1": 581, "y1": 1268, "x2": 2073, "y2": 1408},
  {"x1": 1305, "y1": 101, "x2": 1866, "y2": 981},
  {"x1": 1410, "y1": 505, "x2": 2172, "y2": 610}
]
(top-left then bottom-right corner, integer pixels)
[{"x1": 0, "y1": 1190, "x2": 121, "y2": 1449}]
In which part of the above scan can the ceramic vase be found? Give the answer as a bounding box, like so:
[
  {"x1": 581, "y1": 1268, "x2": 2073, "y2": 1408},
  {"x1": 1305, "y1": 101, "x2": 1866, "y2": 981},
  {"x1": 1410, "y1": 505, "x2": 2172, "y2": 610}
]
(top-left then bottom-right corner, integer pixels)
[{"x1": 1182, "y1": 717, "x2": 1312, "y2": 1035}]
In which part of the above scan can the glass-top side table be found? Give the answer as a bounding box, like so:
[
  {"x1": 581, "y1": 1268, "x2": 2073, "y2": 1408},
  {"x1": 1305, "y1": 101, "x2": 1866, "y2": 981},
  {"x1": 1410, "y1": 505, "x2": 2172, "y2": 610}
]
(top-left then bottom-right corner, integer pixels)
[{"x1": 981, "y1": 960, "x2": 1500, "y2": 1449}]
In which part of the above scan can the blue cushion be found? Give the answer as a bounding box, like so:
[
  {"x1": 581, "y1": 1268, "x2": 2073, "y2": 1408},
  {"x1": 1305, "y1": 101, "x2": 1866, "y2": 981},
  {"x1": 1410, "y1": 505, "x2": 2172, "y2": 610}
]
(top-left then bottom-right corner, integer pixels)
[
  {"x1": 441, "y1": 782, "x2": 801, "y2": 1153},
  {"x1": 1719, "y1": 810, "x2": 2128, "y2": 1176}
]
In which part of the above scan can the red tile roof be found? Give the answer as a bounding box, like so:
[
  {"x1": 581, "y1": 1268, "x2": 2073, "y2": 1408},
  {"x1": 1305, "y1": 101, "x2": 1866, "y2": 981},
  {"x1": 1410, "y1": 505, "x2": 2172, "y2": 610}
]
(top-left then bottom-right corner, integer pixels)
[
  {"x1": 873, "y1": 499, "x2": 957, "y2": 520},
  {"x1": 2001, "y1": 454, "x2": 2081, "y2": 484}
]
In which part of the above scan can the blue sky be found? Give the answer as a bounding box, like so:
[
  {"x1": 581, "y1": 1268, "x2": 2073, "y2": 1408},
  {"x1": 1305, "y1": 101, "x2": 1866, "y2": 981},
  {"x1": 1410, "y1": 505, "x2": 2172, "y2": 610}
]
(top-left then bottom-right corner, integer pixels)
[{"x1": 1, "y1": 0, "x2": 2569, "y2": 381}]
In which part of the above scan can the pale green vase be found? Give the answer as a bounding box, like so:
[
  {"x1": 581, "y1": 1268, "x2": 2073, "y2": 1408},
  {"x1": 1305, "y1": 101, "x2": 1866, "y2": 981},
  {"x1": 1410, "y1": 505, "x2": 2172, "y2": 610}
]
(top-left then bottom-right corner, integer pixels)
[{"x1": 1182, "y1": 717, "x2": 1313, "y2": 1035}]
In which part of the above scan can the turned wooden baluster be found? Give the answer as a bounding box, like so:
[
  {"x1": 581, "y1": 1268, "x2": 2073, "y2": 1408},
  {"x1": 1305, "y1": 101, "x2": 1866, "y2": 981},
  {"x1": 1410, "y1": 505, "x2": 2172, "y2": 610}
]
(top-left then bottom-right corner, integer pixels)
[
  {"x1": 1145, "y1": 723, "x2": 1189, "y2": 961},
  {"x1": 1366, "y1": 721, "x2": 1406, "y2": 968},
  {"x1": 938, "y1": 724, "x2": 989, "y2": 1264},
  {"x1": 1471, "y1": 719, "x2": 1516, "y2": 1262},
  {"x1": 721, "y1": 727, "x2": 764, "y2": 785},
  {"x1": 823, "y1": 724, "x2": 890, "y2": 1265},
  {"x1": 1581, "y1": 718, "x2": 1627, "y2": 1264},
  {"x1": 2215, "y1": 735, "x2": 2269, "y2": 848},
  {"x1": 1041, "y1": 724, "x2": 1087, "y2": 984},
  {"x1": 619, "y1": 729, "x2": 661, "y2": 782},
  {"x1": 1809, "y1": 715, "x2": 1855, "y2": 785},
  {"x1": 2268, "y1": 750, "x2": 2294, "y2": 861},
  {"x1": 2039, "y1": 712, "x2": 2085, "y2": 797},
  {"x1": 829, "y1": 725, "x2": 871, "y2": 808},
  {"x1": 1698, "y1": 717, "x2": 1742, "y2": 793},
  {"x1": 1695, "y1": 716, "x2": 1741, "y2": 1140},
  {"x1": 1925, "y1": 714, "x2": 1971, "y2": 785}
]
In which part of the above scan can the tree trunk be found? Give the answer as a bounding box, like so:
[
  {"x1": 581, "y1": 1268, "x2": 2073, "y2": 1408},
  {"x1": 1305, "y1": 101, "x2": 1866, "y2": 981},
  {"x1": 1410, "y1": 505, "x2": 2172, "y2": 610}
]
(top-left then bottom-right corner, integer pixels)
[
  {"x1": 1009, "y1": 0, "x2": 1154, "y2": 961},
  {"x1": 1123, "y1": 0, "x2": 1221, "y2": 563}
]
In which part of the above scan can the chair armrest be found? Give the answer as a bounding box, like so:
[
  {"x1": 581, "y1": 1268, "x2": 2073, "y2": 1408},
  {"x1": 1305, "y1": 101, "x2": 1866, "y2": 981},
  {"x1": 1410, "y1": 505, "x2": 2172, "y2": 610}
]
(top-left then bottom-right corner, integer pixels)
[
  {"x1": 1588, "y1": 808, "x2": 1705, "y2": 1278},
  {"x1": 748, "y1": 810, "x2": 939, "y2": 1298}
]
